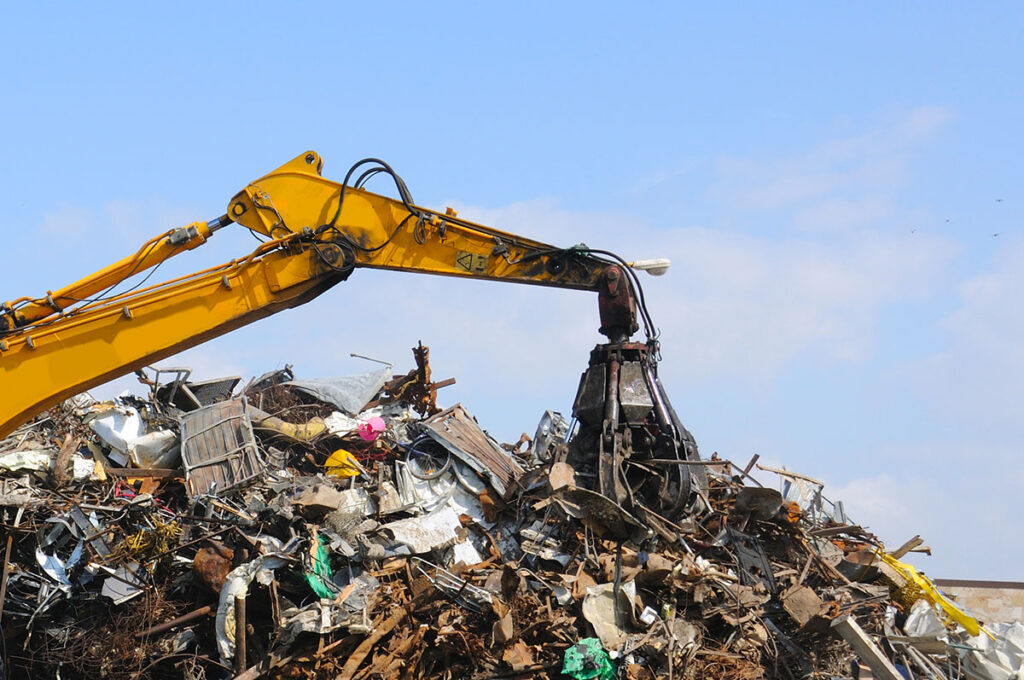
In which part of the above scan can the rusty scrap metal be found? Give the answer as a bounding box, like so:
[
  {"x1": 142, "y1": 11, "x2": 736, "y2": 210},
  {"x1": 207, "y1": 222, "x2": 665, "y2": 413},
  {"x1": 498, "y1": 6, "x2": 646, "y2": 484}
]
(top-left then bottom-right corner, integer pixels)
[
  {"x1": 423, "y1": 403, "x2": 524, "y2": 496},
  {"x1": 0, "y1": 351, "x2": 998, "y2": 680},
  {"x1": 381, "y1": 342, "x2": 454, "y2": 417}
]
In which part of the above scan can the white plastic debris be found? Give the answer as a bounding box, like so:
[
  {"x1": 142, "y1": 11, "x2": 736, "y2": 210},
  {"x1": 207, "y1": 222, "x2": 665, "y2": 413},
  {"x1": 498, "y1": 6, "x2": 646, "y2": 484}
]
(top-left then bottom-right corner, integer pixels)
[
  {"x1": 903, "y1": 598, "x2": 948, "y2": 640},
  {"x1": 640, "y1": 606, "x2": 660, "y2": 627},
  {"x1": 324, "y1": 407, "x2": 386, "y2": 438},
  {"x1": 71, "y1": 454, "x2": 95, "y2": 480},
  {"x1": 452, "y1": 539, "x2": 484, "y2": 566},
  {"x1": 961, "y1": 621, "x2": 1024, "y2": 680}
]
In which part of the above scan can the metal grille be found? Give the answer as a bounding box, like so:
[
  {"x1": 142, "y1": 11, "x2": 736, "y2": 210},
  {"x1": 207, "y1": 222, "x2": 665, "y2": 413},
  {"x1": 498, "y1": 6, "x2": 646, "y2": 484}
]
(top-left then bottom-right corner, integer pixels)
[{"x1": 179, "y1": 396, "x2": 264, "y2": 497}]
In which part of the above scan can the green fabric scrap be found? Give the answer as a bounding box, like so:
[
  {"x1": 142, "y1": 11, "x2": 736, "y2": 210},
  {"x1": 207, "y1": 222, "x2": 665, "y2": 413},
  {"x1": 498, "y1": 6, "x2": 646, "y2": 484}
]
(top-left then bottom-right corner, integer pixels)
[{"x1": 562, "y1": 637, "x2": 616, "y2": 680}]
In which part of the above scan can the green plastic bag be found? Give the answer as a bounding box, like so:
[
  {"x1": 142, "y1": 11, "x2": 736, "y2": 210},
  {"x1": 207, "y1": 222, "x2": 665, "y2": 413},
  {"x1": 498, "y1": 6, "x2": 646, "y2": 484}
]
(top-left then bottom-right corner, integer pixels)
[
  {"x1": 304, "y1": 534, "x2": 335, "y2": 598},
  {"x1": 562, "y1": 637, "x2": 616, "y2": 680}
]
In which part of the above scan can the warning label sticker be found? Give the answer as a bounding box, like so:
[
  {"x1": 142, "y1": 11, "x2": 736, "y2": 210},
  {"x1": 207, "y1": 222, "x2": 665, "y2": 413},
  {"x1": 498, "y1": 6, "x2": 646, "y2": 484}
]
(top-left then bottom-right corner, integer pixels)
[{"x1": 455, "y1": 250, "x2": 489, "y2": 274}]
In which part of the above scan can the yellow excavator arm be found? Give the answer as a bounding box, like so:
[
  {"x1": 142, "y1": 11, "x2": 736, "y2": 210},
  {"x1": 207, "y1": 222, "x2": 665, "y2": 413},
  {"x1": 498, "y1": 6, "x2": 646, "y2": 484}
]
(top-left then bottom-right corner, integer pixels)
[{"x1": 0, "y1": 151, "x2": 652, "y2": 439}]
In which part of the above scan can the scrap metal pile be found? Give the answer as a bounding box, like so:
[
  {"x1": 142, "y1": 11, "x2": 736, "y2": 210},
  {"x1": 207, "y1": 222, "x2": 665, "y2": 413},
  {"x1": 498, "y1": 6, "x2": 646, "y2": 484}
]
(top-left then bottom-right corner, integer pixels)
[{"x1": 0, "y1": 345, "x2": 1015, "y2": 680}]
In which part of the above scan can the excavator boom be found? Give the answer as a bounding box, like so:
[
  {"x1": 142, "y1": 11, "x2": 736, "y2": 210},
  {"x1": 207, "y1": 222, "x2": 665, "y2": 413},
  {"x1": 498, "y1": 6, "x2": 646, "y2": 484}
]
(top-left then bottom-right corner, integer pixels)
[
  {"x1": 229, "y1": 152, "x2": 604, "y2": 290},
  {"x1": 0, "y1": 152, "x2": 639, "y2": 439}
]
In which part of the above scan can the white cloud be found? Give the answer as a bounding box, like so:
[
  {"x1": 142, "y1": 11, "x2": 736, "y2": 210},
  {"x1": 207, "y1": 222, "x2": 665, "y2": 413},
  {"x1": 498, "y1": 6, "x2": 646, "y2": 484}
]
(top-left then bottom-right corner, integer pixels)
[
  {"x1": 104, "y1": 199, "x2": 195, "y2": 242},
  {"x1": 41, "y1": 203, "x2": 95, "y2": 238},
  {"x1": 39, "y1": 199, "x2": 196, "y2": 242},
  {"x1": 914, "y1": 238, "x2": 1024, "y2": 432},
  {"x1": 945, "y1": 240, "x2": 1024, "y2": 363},
  {"x1": 711, "y1": 106, "x2": 955, "y2": 221},
  {"x1": 448, "y1": 200, "x2": 956, "y2": 383},
  {"x1": 648, "y1": 228, "x2": 956, "y2": 377},
  {"x1": 23, "y1": 199, "x2": 206, "y2": 303},
  {"x1": 792, "y1": 196, "x2": 893, "y2": 233}
]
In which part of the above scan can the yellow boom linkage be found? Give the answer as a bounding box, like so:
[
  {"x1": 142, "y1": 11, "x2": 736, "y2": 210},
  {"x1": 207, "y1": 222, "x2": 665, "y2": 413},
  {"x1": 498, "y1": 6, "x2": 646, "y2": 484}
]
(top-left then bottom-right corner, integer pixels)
[{"x1": 0, "y1": 152, "x2": 622, "y2": 439}]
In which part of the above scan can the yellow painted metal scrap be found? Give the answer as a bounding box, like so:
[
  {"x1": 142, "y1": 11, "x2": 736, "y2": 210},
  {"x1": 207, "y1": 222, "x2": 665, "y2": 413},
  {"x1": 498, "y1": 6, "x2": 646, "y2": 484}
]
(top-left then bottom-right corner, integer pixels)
[{"x1": 877, "y1": 551, "x2": 990, "y2": 639}]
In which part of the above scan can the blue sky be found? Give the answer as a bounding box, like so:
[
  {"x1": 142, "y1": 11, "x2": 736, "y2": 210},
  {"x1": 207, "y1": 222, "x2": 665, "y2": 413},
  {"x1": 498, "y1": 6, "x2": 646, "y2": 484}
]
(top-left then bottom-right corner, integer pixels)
[{"x1": 2, "y1": 4, "x2": 1022, "y2": 580}]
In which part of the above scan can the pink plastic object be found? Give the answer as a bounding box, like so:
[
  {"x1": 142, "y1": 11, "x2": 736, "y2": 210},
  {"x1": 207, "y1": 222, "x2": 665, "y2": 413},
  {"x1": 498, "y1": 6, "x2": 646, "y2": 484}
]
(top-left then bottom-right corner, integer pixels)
[{"x1": 358, "y1": 416, "x2": 387, "y2": 442}]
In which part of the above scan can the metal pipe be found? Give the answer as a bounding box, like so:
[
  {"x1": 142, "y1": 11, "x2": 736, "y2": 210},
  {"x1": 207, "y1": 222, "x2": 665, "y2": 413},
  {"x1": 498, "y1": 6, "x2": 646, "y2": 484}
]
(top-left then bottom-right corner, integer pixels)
[
  {"x1": 235, "y1": 595, "x2": 247, "y2": 675},
  {"x1": 134, "y1": 605, "x2": 213, "y2": 638},
  {"x1": 0, "y1": 507, "x2": 24, "y2": 617}
]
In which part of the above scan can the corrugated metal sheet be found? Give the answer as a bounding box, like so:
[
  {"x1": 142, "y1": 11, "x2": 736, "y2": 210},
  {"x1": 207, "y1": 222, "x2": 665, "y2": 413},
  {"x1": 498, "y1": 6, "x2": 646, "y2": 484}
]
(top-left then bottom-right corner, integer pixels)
[
  {"x1": 179, "y1": 397, "x2": 264, "y2": 497},
  {"x1": 422, "y1": 403, "x2": 523, "y2": 496}
]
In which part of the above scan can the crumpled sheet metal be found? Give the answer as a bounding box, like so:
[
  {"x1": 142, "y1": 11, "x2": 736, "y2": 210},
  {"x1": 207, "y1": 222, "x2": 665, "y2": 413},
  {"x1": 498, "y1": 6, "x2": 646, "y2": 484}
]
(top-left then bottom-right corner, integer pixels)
[
  {"x1": 285, "y1": 365, "x2": 393, "y2": 415},
  {"x1": 36, "y1": 543, "x2": 82, "y2": 591},
  {"x1": 277, "y1": 598, "x2": 366, "y2": 651},
  {"x1": 0, "y1": 448, "x2": 95, "y2": 481},
  {"x1": 216, "y1": 546, "x2": 295, "y2": 662},
  {"x1": 0, "y1": 448, "x2": 55, "y2": 472},
  {"x1": 384, "y1": 504, "x2": 463, "y2": 554},
  {"x1": 581, "y1": 580, "x2": 638, "y2": 650},
  {"x1": 392, "y1": 458, "x2": 490, "y2": 525},
  {"x1": 100, "y1": 562, "x2": 145, "y2": 604},
  {"x1": 86, "y1": 403, "x2": 180, "y2": 468},
  {"x1": 290, "y1": 483, "x2": 377, "y2": 518},
  {"x1": 0, "y1": 478, "x2": 41, "y2": 507},
  {"x1": 423, "y1": 403, "x2": 523, "y2": 496}
]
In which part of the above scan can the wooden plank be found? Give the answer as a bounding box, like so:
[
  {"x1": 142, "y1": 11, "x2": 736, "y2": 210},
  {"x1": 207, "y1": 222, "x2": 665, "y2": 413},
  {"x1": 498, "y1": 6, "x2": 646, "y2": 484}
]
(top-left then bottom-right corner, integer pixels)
[{"x1": 831, "y1": 615, "x2": 903, "y2": 680}]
